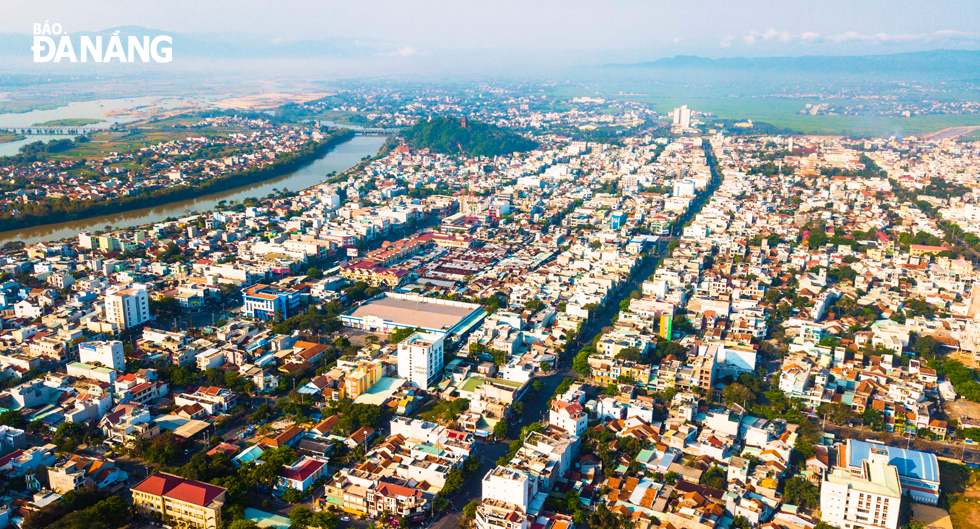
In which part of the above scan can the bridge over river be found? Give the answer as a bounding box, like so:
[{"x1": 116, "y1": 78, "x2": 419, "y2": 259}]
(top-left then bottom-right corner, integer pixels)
[{"x1": 0, "y1": 127, "x2": 90, "y2": 136}]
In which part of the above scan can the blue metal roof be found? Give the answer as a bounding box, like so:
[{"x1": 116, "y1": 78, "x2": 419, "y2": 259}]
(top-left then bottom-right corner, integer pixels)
[{"x1": 847, "y1": 439, "x2": 939, "y2": 483}]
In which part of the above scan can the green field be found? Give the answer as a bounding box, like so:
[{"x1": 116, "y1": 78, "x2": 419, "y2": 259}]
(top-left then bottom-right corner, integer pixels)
[
  {"x1": 552, "y1": 83, "x2": 980, "y2": 137},
  {"x1": 959, "y1": 129, "x2": 980, "y2": 142},
  {"x1": 610, "y1": 94, "x2": 980, "y2": 137},
  {"x1": 0, "y1": 132, "x2": 25, "y2": 144},
  {"x1": 32, "y1": 118, "x2": 104, "y2": 127}
]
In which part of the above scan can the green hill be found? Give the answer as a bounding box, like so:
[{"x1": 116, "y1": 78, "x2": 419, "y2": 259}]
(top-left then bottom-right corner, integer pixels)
[{"x1": 401, "y1": 116, "x2": 538, "y2": 157}]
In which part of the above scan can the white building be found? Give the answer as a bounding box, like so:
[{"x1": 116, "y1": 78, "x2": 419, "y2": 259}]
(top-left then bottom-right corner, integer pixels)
[
  {"x1": 673, "y1": 180, "x2": 697, "y2": 197},
  {"x1": 549, "y1": 400, "x2": 588, "y2": 436},
  {"x1": 476, "y1": 499, "x2": 527, "y2": 529},
  {"x1": 673, "y1": 105, "x2": 692, "y2": 128},
  {"x1": 821, "y1": 461, "x2": 902, "y2": 529},
  {"x1": 14, "y1": 300, "x2": 42, "y2": 319},
  {"x1": 105, "y1": 283, "x2": 150, "y2": 330},
  {"x1": 78, "y1": 341, "x2": 126, "y2": 371},
  {"x1": 397, "y1": 332, "x2": 444, "y2": 390},
  {"x1": 481, "y1": 466, "x2": 535, "y2": 512}
]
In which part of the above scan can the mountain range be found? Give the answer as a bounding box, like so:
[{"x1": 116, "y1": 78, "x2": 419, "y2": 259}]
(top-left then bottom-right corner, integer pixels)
[{"x1": 603, "y1": 49, "x2": 980, "y2": 77}]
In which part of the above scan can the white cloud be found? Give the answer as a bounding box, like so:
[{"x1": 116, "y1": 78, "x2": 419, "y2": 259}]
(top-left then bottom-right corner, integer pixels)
[
  {"x1": 380, "y1": 46, "x2": 418, "y2": 57},
  {"x1": 726, "y1": 28, "x2": 978, "y2": 47},
  {"x1": 825, "y1": 29, "x2": 980, "y2": 44}
]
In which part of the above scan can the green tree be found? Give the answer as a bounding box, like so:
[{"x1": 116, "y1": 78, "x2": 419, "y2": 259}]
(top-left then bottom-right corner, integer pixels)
[
  {"x1": 492, "y1": 349, "x2": 508, "y2": 366},
  {"x1": 0, "y1": 410, "x2": 27, "y2": 428},
  {"x1": 783, "y1": 476, "x2": 819, "y2": 509},
  {"x1": 572, "y1": 348, "x2": 592, "y2": 375},
  {"x1": 615, "y1": 347, "x2": 643, "y2": 363},
  {"x1": 289, "y1": 506, "x2": 314, "y2": 528},
  {"x1": 722, "y1": 383, "x2": 756, "y2": 406},
  {"x1": 493, "y1": 420, "x2": 509, "y2": 439},
  {"x1": 914, "y1": 335, "x2": 938, "y2": 358},
  {"x1": 699, "y1": 466, "x2": 726, "y2": 490},
  {"x1": 441, "y1": 468, "x2": 465, "y2": 496},
  {"x1": 229, "y1": 520, "x2": 261, "y2": 529},
  {"x1": 282, "y1": 488, "x2": 304, "y2": 503},
  {"x1": 861, "y1": 408, "x2": 886, "y2": 431},
  {"x1": 525, "y1": 299, "x2": 545, "y2": 312},
  {"x1": 807, "y1": 230, "x2": 828, "y2": 249}
]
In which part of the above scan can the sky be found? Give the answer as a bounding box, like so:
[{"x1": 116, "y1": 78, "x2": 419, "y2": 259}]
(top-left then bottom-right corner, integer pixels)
[{"x1": 5, "y1": 0, "x2": 980, "y2": 73}]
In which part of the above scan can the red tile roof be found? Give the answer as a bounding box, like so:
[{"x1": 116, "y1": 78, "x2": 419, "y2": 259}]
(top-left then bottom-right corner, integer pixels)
[
  {"x1": 281, "y1": 458, "x2": 324, "y2": 482},
  {"x1": 132, "y1": 472, "x2": 226, "y2": 506}
]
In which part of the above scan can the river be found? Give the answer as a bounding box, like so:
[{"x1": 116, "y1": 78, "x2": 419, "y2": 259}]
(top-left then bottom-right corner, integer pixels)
[
  {"x1": 0, "y1": 135, "x2": 386, "y2": 245},
  {"x1": 0, "y1": 95, "x2": 221, "y2": 155},
  {"x1": 0, "y1": 96, "x2": 203, "y2": 129}
]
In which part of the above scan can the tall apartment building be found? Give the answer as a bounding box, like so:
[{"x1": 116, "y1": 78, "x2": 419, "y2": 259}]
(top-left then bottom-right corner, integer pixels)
[
  {"x1": 673, "y1": 105, "x2": 692, "y2": 129},
  {"x1": 105, "y1": 283, "x2": 150, "y2": 330},
  {"x1": 397, "y1": 332, "x2": 444, "y2": 390},
  {"x1": 820, "y1": 461, "x2": 902, "y2": 529},
  {"x1": 481, "y1": 466, "x2": 535, "y2": 512},
  {"x1": 78, "y1": 340, "x2": 126, "y2": 371},
  {"x1": 132, "y1": 473, "x2": 226, "y2": 529}
]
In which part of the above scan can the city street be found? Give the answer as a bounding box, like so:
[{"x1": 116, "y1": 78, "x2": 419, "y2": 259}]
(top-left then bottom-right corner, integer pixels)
[{"x1": 822, "y1": 422, "x2": 980, "y2": 464}]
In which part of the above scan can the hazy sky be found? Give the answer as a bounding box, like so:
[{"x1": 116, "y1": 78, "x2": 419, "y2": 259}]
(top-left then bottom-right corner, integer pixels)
[{"x1": 7, "y1": 0, "x2": 980, "y2": 66}]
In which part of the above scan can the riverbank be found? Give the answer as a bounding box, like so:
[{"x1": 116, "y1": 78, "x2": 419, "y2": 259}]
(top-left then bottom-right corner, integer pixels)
[
  {"x1": 0, "y1": 135, "x2": 387, "y2": 245},
  {"x1": 327, "y1": 135, "x2": 397, "y2": 184},
  {"x1": 0, "y1": 129, "x2": 356, "y2": 233},
  {"x1": 0, "y1": 133, "x2": 25, "y2": 144}
]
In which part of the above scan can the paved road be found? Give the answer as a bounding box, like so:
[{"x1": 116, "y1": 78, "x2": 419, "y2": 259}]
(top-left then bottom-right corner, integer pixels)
[
  {"x1": 428, "y1": 245, "x2": 682, "y2": 529},
  {"x1": 428, "y1": 147, "x2": 725, "y2": 529},
  {"x1": 822, "y1": 423, "x2": 980, "y2": 463}
]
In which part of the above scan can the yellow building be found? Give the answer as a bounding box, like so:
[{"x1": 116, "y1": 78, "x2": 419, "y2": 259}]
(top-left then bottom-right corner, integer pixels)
[
  {"x1": 910, "y1": 244, "x2": 946, "y2": 258},
  {"x1": 132, "y1": 473, "x2": 226, "y2": 529},
  {"x1": 343, "y1": 361, "x2": 383, "y2": 399},
  {"x1": 98, "y1": 235, "x2": 121, "y2": 252}
]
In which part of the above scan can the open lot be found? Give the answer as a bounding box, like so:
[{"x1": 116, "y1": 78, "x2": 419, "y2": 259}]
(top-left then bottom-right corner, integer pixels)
[
  {"x1": 947, "y1": 399, "x2": 980, "y2": 428},
  {"x1": 213, "y1": 92, "x2": 332, "y2": 110},
  {"x1": 914, "y1": 504, "x2": 953, "y2": 529},
  {"x1": 941, "y1": 462, "x2": 980, "y2": 529}
]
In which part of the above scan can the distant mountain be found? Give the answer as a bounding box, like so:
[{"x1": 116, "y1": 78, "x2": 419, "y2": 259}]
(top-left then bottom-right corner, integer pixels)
[
  {"x1": 604, "y1": 49, "x2": 980, "y2": 76},
  {"x1": 402, "y1": 116, "x2": 538, "y2": 157}
]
